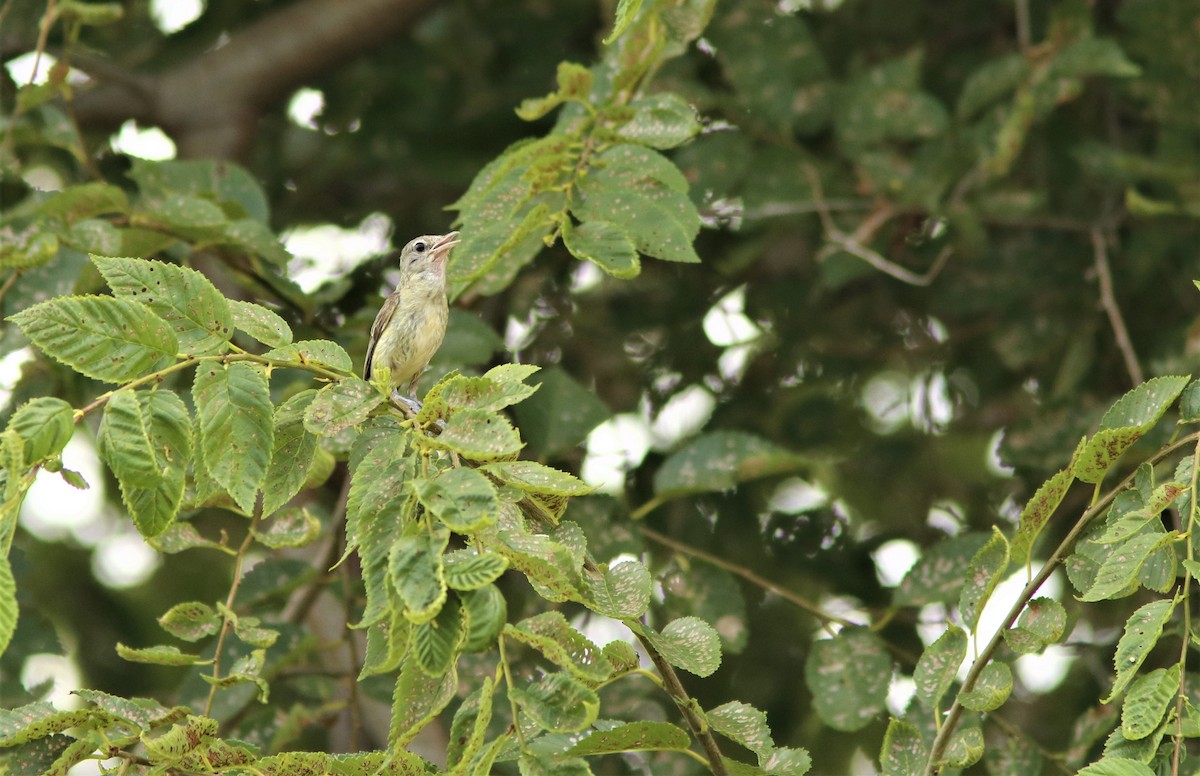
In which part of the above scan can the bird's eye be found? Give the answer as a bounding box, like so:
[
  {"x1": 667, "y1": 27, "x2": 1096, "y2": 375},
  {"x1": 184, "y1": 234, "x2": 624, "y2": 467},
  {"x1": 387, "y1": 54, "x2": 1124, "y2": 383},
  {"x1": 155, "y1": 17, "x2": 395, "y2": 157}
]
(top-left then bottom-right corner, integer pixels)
[{"x1": 414, "y1": 241, "x2": 427, "y2": 254}]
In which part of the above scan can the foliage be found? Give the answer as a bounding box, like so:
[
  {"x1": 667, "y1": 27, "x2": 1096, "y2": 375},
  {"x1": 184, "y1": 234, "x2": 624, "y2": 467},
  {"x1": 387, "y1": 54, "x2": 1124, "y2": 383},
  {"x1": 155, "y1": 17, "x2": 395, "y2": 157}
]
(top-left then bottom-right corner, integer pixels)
[{"x1": 1, "y1": 0, "x2": 1200, "y2": 774}]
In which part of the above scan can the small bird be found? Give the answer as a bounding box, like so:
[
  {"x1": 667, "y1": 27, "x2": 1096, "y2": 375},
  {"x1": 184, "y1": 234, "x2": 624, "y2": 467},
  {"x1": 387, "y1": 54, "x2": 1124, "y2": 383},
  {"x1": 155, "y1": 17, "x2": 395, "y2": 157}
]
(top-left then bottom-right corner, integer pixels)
[{"x1": 364, "y1": 232, "x2": 460, "y2": 410}]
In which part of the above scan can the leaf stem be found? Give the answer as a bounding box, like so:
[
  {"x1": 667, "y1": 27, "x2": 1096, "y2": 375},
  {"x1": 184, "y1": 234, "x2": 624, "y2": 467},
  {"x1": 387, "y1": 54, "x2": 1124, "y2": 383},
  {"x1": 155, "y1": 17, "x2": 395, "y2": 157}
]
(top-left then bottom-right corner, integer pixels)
[{"x1": 203, "y1": 510, "x2": 262, "y2": 717}]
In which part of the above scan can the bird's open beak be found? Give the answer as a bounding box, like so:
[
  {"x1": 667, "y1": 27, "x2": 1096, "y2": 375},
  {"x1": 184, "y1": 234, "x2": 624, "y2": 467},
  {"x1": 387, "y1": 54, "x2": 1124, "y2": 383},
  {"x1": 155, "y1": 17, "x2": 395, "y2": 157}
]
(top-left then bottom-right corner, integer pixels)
[{"x1": 431, "y1": 231, "x2": 460, "y2": 264}]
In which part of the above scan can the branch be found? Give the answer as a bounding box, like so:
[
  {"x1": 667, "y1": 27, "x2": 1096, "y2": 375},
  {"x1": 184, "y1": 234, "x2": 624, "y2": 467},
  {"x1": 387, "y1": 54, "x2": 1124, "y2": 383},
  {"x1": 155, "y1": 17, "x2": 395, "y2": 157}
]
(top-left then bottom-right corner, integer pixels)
[
  {"x1": 70, "y1": 0, "x2": 437, "y2": 159},
  {"x1": 1091, "y1": 227, "x2": 1144, "y2": 386}
]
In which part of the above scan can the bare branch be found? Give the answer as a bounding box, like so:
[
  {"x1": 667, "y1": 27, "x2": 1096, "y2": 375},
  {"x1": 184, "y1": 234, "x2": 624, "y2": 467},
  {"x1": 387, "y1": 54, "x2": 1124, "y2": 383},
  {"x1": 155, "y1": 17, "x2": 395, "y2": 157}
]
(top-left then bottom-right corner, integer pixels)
[{"x1": 1091, "y1": 227, "x2": 1144, "y2": 386}]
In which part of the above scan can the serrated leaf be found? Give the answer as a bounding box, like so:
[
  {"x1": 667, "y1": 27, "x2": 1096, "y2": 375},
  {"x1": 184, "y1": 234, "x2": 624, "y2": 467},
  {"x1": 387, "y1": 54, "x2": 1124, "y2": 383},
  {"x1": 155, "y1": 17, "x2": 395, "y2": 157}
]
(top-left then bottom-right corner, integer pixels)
[
  {"x1": 262, "y1": 390, "x2": 319, "y2": 517},
  {"x1": 644, "y1": 616, "x2": 722, "y2": 678},
  {"x1": 10, "y1": 296, "x2": 177, "y2": 382},
  {"x1": 256, "y1": 507, "x2": 321, "y2": 549},
  {"x1": 880, "y1": 718, "x2": 927, "y2": 776},
  {"x1": 1122, "y1": 664, "x2": 1179, "y2": 740},
  {"x1": 654, "y1": 430, "x2": 803, "y2": 498},
  {"x1": 9, "y1": 396, "x2": 74, "y2": 463},
  {"x1": 482, "y1": 461, "x2": 595, "y2": 497},
  {"x1": 913, "y1": 625, "x2": 967, "y2": 710},
  {"x1": 143, "y1": 193, "x2": 226, "y2": 229},
  {"x1": 461, "y1": 584, "x2": 507, "y2": 653},
  {"x1": 567, "y1": 721, "x2": 691, "y2": 755},
  {"x1": 515, "y1": 62, "x2": 594, "y2": 121},
  {"x1": 617, "y1": 93, "x2": 700, "y2": 150},
  {"x1": 1106, "y1": 598, "x2": 1177, "y2": 702},
  {"x1": 603, "y1": 0, "x2": 643, "y2": 44},
  {"x1": 419, "y1": 409, "x2": 523, "y2": 460},
  {"x1": 1080, "y1": 530, "x2": 1176, "y2": 602},
  {"x1": 0, "y1": 702, "x2": 99, "y2": 746},
  {"x1": 1074, "y1": 376, "x2": 1191, "y2": 483},
  {"x1": 361, "y1": 608, "x2": 410, "y2": 679},
  {"x1": 506, "y1": 611, "x2": 614, "y2": 682},
  {"x1": 38, "y1": 181, "x2": 129, "y2": 222},
  {"x1": 583, "y1": 559, "x2": 652, "y2": 619},
  {"x1": 157, "y1": 601, "x2": 219, "y2": 642},
  {"x1": 411, "y1": 594, "x2": 466, "y2": 676},
  {"x1": 304, "y1": 377, "x2": 384, "y2": 436},
  {"x1": 100, "y1": 388, "x2": 190, "y2": 537},
  {"x1": 0, "y1": 557, "x2": 15, "y2": 658},
  {"x1": 1076, "y1": 758, "x2": 1156, "y2": 776},
  {"x1": 192, "y1": 361, "x2": 273, "y2": 513},
  {"x1": 941, "y1": 724, "x2": 984, "y2": 768},
  {"x1": 415, "y1": 467, "x2": 499, "y2": 532},
  {"x1": 389, "y1": 528, "x2": 449, "y2": 624},
  {"x1": 960, "y1": 660, "x2": 1013, "y2": 711},
  {"x1": 708, "y1": 701, "x2": 774, "y2": 758},
  {"x1": 956, "y1": 52, "x2": 1030, "y2": 119},
  {"x1": 263, "y1": 339, "x2": 354, "y2": 373},
  {"x1": 1011, "y1": 464, "x2": 1076, "y2": 564},
  {"x1": 426, "y1": 373, "x2": 537, "y2": 413},
  {"x1": 1004, "y1": 596, "x2": 1067, "y2": 654},
  {"x1": 229, "y1": 300, "x2": 292, "y2": 348},
  {"x1": 804, "y1": 627, "x2": 890, "y2": 732},
  {"x1": 116, "y1": 643, "x2": 206, "y2": 665},
  {"x1": 895, "y1": 532, "x2": 991, "y2": 607},
  {"x1": 563, "y1": 219, "x2": 640, "y2": 278},
  {"x1": 93, "y1": 255, "x2": 232, "y2": 355},
  {"x1": 958, "y1": 526, "x2": 1010, "y2": 632},
  {"x1": 511, "y1": 672, "x2": 598, "y2": 733},
  {"x1": 443, "y1": 550, "x2": 509, "y2": 591}
]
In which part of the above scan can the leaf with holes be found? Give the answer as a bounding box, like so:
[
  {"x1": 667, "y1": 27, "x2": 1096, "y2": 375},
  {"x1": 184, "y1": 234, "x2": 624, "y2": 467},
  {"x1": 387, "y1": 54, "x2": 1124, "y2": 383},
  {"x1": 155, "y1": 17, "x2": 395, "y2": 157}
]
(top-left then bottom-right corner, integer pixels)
[{"x1": 192, "y1": 362, "x2": 273, "y2": 513}]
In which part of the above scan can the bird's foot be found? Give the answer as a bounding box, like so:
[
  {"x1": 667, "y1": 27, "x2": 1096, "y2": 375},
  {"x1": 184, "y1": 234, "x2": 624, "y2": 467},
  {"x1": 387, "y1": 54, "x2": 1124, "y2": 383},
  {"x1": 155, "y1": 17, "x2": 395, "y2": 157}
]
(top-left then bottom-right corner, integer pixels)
[{"x1": 390, "y1": 391, "x2": 423, "y2": 414}]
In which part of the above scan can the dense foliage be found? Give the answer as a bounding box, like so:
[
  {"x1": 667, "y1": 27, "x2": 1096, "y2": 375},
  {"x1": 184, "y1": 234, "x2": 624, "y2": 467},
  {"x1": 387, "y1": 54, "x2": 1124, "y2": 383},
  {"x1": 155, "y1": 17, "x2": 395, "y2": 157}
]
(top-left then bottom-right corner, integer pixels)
[{"x1": 1, "y1": 0, "x2": 1199, "y2": 774}]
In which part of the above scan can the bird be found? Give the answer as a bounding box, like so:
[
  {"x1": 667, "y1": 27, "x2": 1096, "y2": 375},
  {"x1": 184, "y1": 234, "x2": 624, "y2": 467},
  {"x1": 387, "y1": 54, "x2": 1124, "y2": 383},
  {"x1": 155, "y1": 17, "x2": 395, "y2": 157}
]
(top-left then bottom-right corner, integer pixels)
[{"x1": 364, "y1": 232, "x2": 460, "y2": 410}]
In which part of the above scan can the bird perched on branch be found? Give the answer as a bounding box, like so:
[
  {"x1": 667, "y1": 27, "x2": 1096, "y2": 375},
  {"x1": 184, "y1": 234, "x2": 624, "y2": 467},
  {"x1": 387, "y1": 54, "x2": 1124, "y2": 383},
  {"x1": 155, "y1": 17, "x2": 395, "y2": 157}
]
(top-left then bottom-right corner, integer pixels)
[{"x1": 364, "y1": 232, "x2": 459, "y2": 410}]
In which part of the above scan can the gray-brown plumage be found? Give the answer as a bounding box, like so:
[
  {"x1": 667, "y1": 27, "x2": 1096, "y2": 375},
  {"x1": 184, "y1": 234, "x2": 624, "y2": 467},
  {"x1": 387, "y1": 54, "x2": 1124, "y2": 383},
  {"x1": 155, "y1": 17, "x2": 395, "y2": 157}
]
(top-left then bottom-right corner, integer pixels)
[{"x1": 364, "y1": 232, "x2": 459, "y2": 405}]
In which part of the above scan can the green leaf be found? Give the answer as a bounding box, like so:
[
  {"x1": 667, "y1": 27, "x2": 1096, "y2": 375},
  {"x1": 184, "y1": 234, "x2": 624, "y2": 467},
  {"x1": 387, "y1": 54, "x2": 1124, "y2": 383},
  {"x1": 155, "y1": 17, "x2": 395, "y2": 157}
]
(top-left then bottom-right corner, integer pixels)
[
  {"x1": 415, "y1": 467, "x2": 500, "y2": 532},
  {"x1": 562, "y1": 219, "x2": 640, "y2": 278},
  {"x1": 230, "y1": 300, "x2": 293, "y2": 348},
  {"x1": 256, "y1": 507, "x2": 321, "y2": 549},
  {"x1": 1076, "y1": 758, "x2": 1156, "y2": 776},
  {"x1": 389, "y1": 529, "x2": 450, "y2": 624},
  {"x1": 361, "y1": 608, "x2": 410, "y2": 679},
  {"x1": 956, "y1": 52, "x2": 1031, "y2": 119},
  {"x1": 960, "y1": 660, "x2": 1013, "y2": 712},
  {"x1": 0, "y1": 557, "x2": 15, "y2": 658},
  {"x1": 426, "y1": 373, "x2": 538, "y2": 414},
  {"x1": 461, "y1": 584, "x2": 507, "y2": 653},
  {"x1": 505, "y1": 611, "x2": 614, "y2": 682},
  {"x1": 1049, "y1": 38, "x2": 1142, "y2": 79},
  {"x1": 567, "y1": 721, "x2": 691, "y2": 755},
  {"x1": 654, "y1": 430, "x2": 805, "y2": 498},
  {"x1": 263, "y1": 339, "x2": 354, "y2": 373},
  {"x1": 99, "y1": 388, "x2": 191, "y2": 537},
  {"x1": 1011, "y1": 461, "x2": 1077, "y2": 564},
  {"x1": 447, "y1": 679, "x2": 497, "y2": 770},
  {"x1": 1074, "y1": 376, "x2": 1191, "y2": 483},
  {"x1": 617, "y1": 93, "x2": 700, "y2": 150},
  {"x1": 1004, "y1": 597, "x2": 1067, "y2": 654},
  {"x1": 93, "y1": 255, "x2": 233, "y2": 355},
  {"x1": 192, "y1": 361, "x2": 274, "y2": 513},
  {"x1": 511, "y1": 672, "x2": 599, "y2": 733},
  {"x1": 1079, "y1": 530, "x2": 1177, "y2": 602},
  {"x1": 603, "y1": 0, "x2": 643, "y2": 44},
  {"x1": 437, "y1": 309, "x2": 504, "y2": 366},
  {"x1": 389, "y1": 657, "x2": 457, "y2": 747},
  {"x1": 443, "y1": 550, "x2": 509, "y2": 591},
  {"x1": 482, "y1": 461, "x2": 595, "y2": 497},
  {"x1": 9, "y1": 396, "x2": 74, "y2": 463},
  {"x1": 304, "y1": 377, "x2": 384, "y2": 437},
  {"x1": 583, "y1": 559, "x2": 652, "y2": 619},
  {"x1": 913, "y1": 625, "x2": 967, "y2": 710},
  {"x1": 707, "y1": 701, "x2": 774, "y2": 758},
  {"x1": 1106, "y1": 598, "x2": 1177, "y2": 702},
  {"x1": 157, "y1": 601, "x2": 219, "y2": 642},
  {"x1": 895, "y1": 532, "x2": 991, "y2": 607},
  {"x1": 1121, "y1": 664, "x2": 1179, "y2": 740},
  {"x1": 411, "y1": 594, "x2": 466, "y2": 676},
  {"x1": 880, "y1": 718, "x2": 927, "y2": 776},
  {"x1": 0, "y1": 702, "x2": 100, "y2": 746},
  {"x1": 494, "y1": 523, "x2": 583, "y2": 602},
  {"x1": 763, "y1": 747, "x2": 812, "y2": 776},
  {"x1": 511, "y1": 367, "x2": 610, "y2": 457},
  {"x1": 804, "y1": 627, "x2": 890, "y2": 732},
  {"x1": 644, "y1": 616, "x2": 722, "y2": 678},
  {"x1": 10, "y1": 296, "x2": 177, "y2": 382},
  {"x1": 515, "y1": 62, "x2": 594, "y2": 121},
  {"x1": 573, "y1": 145, "x2": 701, "y2": 263},
  {"x1": 419, "y1": 409, "x2": 523, "y2": 460},
  {"x1": 262, "y1": 390, "x2": 320, "y2": 517},
  {"x1": 142, "y1": 193, "x2": 226, "y2": 229},
  {"x1": 116, "y1": 643, "x2": 206, "y2": 666},
  {"x1": 941, "y1": 724, "x2": 984, "y2": 768},
  {"x1": 957, "y1": 526, "x2": 1010, "y2": 632},
  {"x1": 37, "y1": 182, "x2": 129, "y2": 222}
]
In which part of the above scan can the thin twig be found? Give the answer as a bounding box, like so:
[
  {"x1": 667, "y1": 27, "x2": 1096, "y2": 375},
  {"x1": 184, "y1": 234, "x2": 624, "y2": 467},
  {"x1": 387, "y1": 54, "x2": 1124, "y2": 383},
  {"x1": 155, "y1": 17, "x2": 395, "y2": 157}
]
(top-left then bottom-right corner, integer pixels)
[
  {"x1": 923, "y1": 431, "x2": 1200, "y2": 773},
  {"x1": 204, "y1": 511, "x2": 262, "y2": 717},
  {"x1": 804, "y1": 166, "x2": 951, "y2": 287},
  {"x1": 1091, "y1": 227, "x2": 1143, "y2": 386},
  {"x1": 285, "y1": 468, "x2": 352, "y2": 625},
  {"x1": 1014, "y1": 0, "x2": 1032, "y2": 52},
  {"x1": 633, "y1": 629, "x2": 729, "y2": 776},
  {"x1": 1171, "y1": 440, "x2": 1199, "y2": 774},
  {"x1": 639, "y1": 525, "x2": 861, "y2": 631}
]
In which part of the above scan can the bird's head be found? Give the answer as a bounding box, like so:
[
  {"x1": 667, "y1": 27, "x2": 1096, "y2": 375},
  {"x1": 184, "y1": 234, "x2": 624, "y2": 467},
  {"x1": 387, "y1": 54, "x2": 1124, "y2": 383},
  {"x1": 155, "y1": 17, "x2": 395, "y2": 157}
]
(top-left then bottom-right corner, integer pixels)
[{"x1": 399, "y1": 232, "x2": 460, "y2": 279}]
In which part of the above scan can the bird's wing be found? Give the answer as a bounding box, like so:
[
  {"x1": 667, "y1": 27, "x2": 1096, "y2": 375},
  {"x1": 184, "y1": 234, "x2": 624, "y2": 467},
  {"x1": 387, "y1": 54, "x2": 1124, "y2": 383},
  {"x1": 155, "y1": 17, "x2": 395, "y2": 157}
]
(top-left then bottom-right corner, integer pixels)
[{"x1": 364, "y1": 290, "x2": 401, "y2": 381}]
